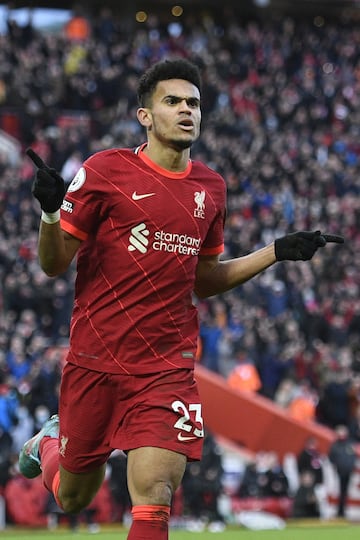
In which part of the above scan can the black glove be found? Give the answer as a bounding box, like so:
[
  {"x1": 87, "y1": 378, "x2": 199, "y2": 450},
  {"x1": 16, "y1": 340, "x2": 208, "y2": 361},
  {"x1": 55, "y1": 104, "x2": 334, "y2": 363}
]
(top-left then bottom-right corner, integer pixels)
[
  {"x1": 275, "y1": 230, "x2": 344, "y2": 261},
  {"x1": 26, "y1": 148, "x2": 66, "y2": 213}
]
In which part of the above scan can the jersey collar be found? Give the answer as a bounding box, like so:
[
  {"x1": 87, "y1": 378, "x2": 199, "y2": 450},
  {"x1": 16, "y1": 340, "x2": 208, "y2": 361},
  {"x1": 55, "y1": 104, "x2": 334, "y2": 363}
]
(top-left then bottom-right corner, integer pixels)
[{"x1": 135, "y1": 143, "x2": 192, "y2": 179}]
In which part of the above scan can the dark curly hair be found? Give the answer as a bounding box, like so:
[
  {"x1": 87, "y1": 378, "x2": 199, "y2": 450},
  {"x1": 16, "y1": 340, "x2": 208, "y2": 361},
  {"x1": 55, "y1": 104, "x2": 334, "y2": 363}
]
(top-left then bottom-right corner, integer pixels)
[{"x1": 137, "y1": 58, "x2": 202, "y2": 107}]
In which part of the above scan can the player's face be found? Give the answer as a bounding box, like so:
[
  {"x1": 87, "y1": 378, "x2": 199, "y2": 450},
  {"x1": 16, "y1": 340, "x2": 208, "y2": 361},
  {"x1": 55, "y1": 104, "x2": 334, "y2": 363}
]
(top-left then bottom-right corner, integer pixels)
[{"x1": 141, "y1": 79, "x2": 201, "y2": 151}]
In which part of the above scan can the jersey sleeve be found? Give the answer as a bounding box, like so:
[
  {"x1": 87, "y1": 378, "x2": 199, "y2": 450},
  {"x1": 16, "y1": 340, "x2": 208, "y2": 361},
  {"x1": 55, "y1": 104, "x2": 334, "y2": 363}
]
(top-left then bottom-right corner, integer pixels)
[
  {"x1": 199, "y1": 176, "x2": 226, "y2": 256},
  {"x1": 199, "y1": 210, "x2": 225, "y2": 256},
  {"x1": 60, "y1": 156, "x2": 104, "y2": 240}
]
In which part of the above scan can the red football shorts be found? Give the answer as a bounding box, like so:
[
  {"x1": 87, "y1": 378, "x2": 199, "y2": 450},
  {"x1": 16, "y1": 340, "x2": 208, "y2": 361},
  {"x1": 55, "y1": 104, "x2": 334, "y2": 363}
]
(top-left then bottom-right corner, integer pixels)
[{"x1": 58, "y1": 363, "x2": 205, "y2": 473}]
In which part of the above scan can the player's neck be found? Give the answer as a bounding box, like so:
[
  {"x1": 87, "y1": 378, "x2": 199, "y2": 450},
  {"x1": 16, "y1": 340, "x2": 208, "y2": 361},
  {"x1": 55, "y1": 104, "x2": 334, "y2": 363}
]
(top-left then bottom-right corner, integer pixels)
[{"x1": 142, "y1": 141, "x2": 190, "y2": 173}]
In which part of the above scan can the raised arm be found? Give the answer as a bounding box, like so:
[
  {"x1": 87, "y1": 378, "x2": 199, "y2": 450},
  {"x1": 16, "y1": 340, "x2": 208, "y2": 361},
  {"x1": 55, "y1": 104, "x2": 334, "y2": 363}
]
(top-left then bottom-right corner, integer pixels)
[
  {"x1": 38, "y1": 223, "x2": 81, "y2": 276},
  {"x1": 27, "y1": 148, "x2": 81, "y2": 276},
  {"x1": 195, "y1": 230, "x2": 344, "y2": 299}
]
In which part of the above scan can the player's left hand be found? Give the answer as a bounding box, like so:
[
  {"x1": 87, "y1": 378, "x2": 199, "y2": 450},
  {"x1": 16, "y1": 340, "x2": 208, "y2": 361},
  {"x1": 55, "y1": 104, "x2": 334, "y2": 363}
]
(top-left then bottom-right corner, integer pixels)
[{"x1": 274, "y1": 230, "x2": 344, "y2": 261}]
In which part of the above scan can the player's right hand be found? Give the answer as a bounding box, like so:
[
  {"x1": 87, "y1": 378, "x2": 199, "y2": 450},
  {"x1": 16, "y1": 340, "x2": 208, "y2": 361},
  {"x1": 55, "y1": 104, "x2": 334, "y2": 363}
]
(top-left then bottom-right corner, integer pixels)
[{"x1": 26, "y1": 148, "x2": 66, "y2": 213}]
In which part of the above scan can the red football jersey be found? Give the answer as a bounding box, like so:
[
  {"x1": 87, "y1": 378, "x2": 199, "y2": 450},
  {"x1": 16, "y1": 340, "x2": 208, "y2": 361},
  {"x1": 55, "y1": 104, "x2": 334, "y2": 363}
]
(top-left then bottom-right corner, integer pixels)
[{"x1": 60, "y1": 144, "x2": 226, "y2": 374}]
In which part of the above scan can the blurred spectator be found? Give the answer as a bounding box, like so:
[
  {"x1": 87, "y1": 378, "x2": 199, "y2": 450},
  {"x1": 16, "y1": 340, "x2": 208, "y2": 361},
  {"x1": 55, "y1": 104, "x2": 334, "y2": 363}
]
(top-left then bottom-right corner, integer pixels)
[
  {"x1": 32, "y1": 405, "x2": 51, "y2": 435},
  {"x1": 60, "y1": 150, "x2": 83, "y2": 184},
  {"x1": 5, "y1": 335, "x2": 32, "y2": 384},
  {"x1": 257, "y1": 333, "x2": 294, "y2": 400},
  {"x1": 317, "y1": 370, "x2": 353, "y2": 428},
  {"x1": 26, "y1": 350, "x2": 61, "y2": 417},
  {"x1": 93, "y1": 7, "x2": 119, "y2": 46},
  {"x1": 63, "y1": 6, "x2": 91, "y2": 42},
  {"x1": 199, "y1": 314, "x2": 223, "y2": 373},
  {"x1": 349, "y1": 404, "x2": 360, "y2": 443},
  {"x1": 291, "y1": 470, "x2": 320, "y2": 519},
  {"x1": 0, "y1": 384, "x2": 19, "y2": 434},
  {"x1": 238, "y1": 451, "x2": 289, "y2": 499},
  {"x1": 297, "y1": 436, "x2": 324, "y2": 486},
  {"x1": 265, "y1": 452, "x2": 290, "y2": 498},
  {"x1": 287, "y1": 379, "x2": 318, "y2": 423},
  {"x1": 237, "y1": 457, "x2": 260, "y2": 498},
  {"x1": 328, "y1": 425, "x2": 357, "y2": 518},
  {"x1": 10, "y1": 406, "x2": 34, "y2": 454},
  {"x1": 0, "y1": 426, "x2": 13, "y2": 489},
  {"x1": 274, "y1": 378, "x2": 297, "y2": 409},
  {"x1": 227, "y1": 345, "x2": 262, "y2": 393},
  {"x1": 182, "y1": 431, "x2": 225, "y2": 529},
  {"x1": 348, "y1": 374, "x2": 360, "y2": 422},
  {"x1": 107, "y1": 451, "x2": 131, "y2": 524}
]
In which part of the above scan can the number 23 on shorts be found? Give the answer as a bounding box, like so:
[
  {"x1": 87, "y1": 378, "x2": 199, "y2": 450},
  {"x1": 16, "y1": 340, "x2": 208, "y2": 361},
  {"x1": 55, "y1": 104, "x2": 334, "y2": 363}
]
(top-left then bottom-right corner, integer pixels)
[{"x1": 172, "y1": 400, "x2": 204, "y2": 441}]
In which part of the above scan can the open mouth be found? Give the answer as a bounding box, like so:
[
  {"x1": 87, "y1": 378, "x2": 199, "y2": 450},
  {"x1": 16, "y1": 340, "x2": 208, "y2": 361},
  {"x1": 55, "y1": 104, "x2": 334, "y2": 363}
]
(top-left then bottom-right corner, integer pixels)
[{"x1": 178, "y1": 120, "x2": 194, "y2": 130}]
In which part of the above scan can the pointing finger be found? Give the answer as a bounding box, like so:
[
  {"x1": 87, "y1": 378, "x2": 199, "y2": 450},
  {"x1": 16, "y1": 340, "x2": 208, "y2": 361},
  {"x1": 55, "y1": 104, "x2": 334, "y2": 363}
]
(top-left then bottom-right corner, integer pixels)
[
  {"x1": 26, "y1": 148, "x2": 48, "y2": 170},
  {"x1": 322, "y1": 234, "x2": 345, "y2": 244}
]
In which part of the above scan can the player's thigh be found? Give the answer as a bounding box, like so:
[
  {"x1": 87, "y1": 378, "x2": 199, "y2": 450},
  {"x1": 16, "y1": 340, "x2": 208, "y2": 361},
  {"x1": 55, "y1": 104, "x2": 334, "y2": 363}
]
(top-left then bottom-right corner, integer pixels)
[
  {"x1": 59, "y1": 363, "x2": 116, "y2": 472},
  {"x1": 112, "y1": 369, "x2": 205, "y2": 461},
  {"x1": 58, "y1": 463, "x2": 106, "y2": 510},
  {"x1": 127, "y1": 446, "x2": 187, "y2": 506}
]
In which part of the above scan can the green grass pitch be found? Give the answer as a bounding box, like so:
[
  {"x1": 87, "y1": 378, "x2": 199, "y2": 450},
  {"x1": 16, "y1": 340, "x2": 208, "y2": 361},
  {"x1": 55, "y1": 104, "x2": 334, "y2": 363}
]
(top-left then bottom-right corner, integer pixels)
[{"x1": 1, "y1": 522, "x2": 360, "y2": 539}]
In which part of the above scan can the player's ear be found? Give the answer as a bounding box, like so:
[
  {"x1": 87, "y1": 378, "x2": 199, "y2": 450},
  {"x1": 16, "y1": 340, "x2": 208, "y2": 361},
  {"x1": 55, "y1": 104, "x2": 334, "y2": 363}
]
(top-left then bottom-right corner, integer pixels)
[{"x1": 137, "y1": 107, "x2": 152, "y2": 128}]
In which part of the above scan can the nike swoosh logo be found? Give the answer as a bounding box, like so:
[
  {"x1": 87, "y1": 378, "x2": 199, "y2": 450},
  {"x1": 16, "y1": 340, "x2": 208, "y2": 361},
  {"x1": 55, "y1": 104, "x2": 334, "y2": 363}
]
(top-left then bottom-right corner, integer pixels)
[
  {"x1": 132, "y1": 191, "x2": 155, "y2": 200},
  {"x1": 177, "y1": 433, "x2": 197, "y2": 442}
]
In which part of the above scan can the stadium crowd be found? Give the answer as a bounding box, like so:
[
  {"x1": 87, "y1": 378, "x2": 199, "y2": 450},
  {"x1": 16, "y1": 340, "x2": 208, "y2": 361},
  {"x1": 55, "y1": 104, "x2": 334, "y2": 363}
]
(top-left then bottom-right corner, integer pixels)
[{"x1": 0, "y1": 2, "x2": 360, "y2": 526}]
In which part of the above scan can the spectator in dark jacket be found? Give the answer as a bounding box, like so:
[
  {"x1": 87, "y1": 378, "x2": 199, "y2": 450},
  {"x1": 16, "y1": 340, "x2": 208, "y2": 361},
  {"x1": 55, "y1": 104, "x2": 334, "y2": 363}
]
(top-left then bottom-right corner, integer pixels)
[
  {"x1": 182, "y1": 431, "x2": 224, "y2": 526},
  {"x1": 297, "y1": 436, "x2": 324, "y2": 486},
  {"x1": 292, "y1": 470, "x2": 320, "y2": 518},
  {"x1": 328, "y1": 425, "x2": 357, "y2": 518}
]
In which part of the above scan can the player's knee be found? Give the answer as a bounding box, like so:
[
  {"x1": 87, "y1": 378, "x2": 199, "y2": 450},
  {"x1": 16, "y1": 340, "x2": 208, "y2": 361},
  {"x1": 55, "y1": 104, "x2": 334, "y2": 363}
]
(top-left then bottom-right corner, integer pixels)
[
  {"x1": 59, "y1": 492, "x2": 93, "y2": 514},
  {"x1": 155, "y1": 479, "x2": 174, "y2": 505},
  {"x1": 133, "y1": 480, "x2": 174, "y2": 506}
]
